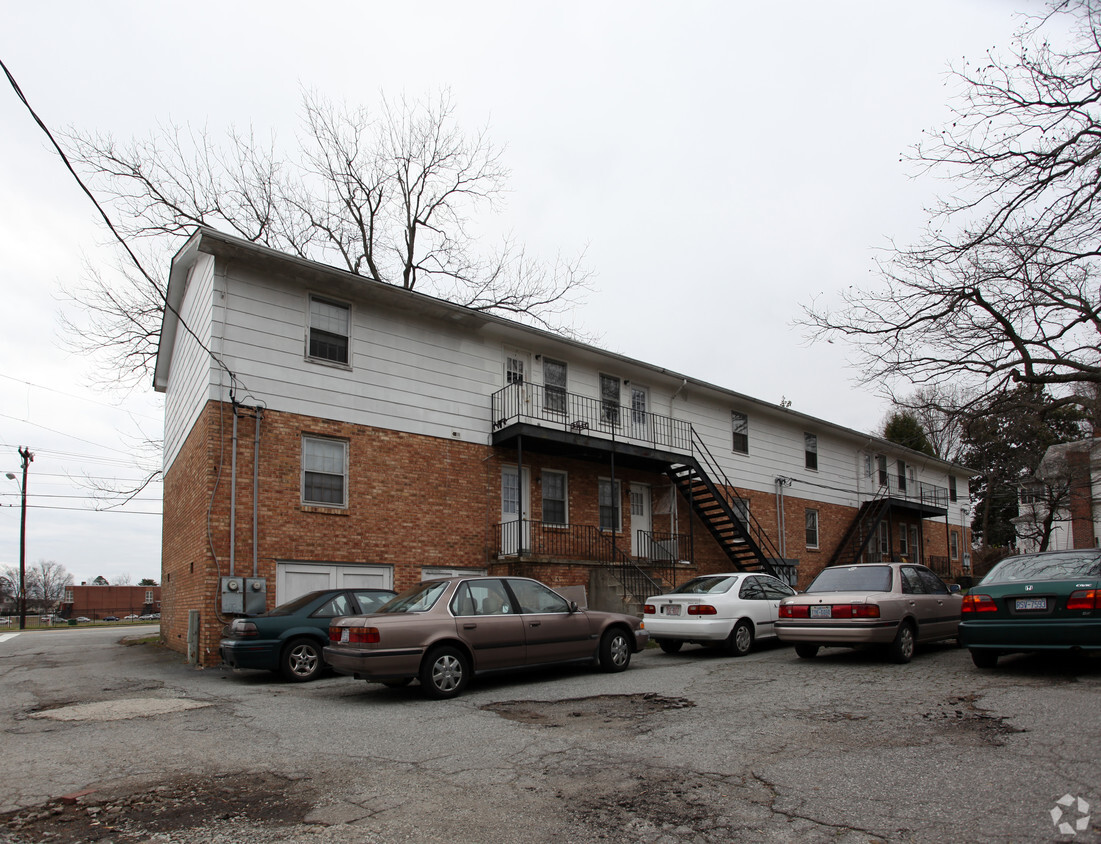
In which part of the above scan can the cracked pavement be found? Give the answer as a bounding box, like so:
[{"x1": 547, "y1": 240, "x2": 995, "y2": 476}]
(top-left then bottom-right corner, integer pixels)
[{"x1": 0, "y1": 627, "x2": 1098, "y2": 842}]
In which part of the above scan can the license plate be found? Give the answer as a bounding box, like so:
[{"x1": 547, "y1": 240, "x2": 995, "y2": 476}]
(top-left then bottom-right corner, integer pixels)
[
  {"x1": 664, "y1": 605, "x2": 681, "y2": 616},
  {"x1": 340, "y1": 628, "x2": 349, "y2": 643},
  {"x1": 1015, "y1": 598, "x2": 1047, "y2": 611},
  {"x1": 810, "y1": 605, "x2": 832, "y2": 619}
]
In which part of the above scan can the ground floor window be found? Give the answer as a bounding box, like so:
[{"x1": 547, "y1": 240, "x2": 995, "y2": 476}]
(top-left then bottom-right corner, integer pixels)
[
  {"x1": 950, "y1": 529, "x2": 960, "y2": 560},
  {"x1": 542, "y1": 470, "x2": 568, "y2": 526},
  {"x1": 599, "y1": 478, "x2": 621, "y2": 531},
  {"x1": 805, "y1": 509, "x2": 819, "y2": 549},
  {"x1": 302, "y1": 436, "x2": 348, "y2": 507}
]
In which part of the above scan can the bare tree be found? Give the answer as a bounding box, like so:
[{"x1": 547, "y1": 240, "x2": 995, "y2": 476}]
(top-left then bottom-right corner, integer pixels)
[
  {"x1": 60, "y1": 89, "x2": 592, "y2": 387},
  {"x1": 890, "y1": 385, "x2": 973, "y2": 464},
  {"x1": 1014, "y1": 475, "x2": 1072, "y2": 552},
  {"x1": 23, "y1": 560, "x2": 73, "y2": 613},
  {"x1": 802, "y1": 2, "x2": 1101, "y2": 413}
]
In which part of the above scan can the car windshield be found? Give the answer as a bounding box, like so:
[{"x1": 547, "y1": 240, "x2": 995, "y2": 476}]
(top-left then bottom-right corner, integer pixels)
[
  {"x1": 265, "y1": 591, "x2": 328, "y2": 616},
  {"x1": 376, "y1": 581, "x2": 448, "y2": 613},
  {"x1": 982, "y1": 551, "x2": 1101, "y2": 584},
  {"x1": 806, "y1": 566, "x2": 892, "y2": 593},
  {"x1": 672, "y1": 576, "x2": 738, "y2": 595}
]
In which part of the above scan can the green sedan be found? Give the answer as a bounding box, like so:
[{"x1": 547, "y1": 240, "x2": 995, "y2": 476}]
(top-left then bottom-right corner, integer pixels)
[
  {"x1": 220, "y1": 588, "x2": 395, "y2": 681},
  {"x1": 960, "y1": 549, "x2": 1101, "y2": 668}
]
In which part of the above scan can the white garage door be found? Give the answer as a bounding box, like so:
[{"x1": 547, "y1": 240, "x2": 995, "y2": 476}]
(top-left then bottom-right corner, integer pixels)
[{"x1": 276, "y1": 561, "x2": 393, "y2": 604}]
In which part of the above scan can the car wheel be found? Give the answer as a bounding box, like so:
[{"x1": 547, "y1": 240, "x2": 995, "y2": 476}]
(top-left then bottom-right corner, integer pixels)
[
  {"x1": 794, "y1": 643, "x2": 819, "y2": 659},
  {"x1": 970, "y1": 648, "x2": 999, "y2": 669},
  {"x1": 281, "y1": 637, "x2": 324, "y2": 682},
  {"x1": 599, "y1": 628, "x2": 632, "y2": 672},
  {"x1": 726, "y1": 620, "x2": 754, "y2": 657},
  {"x1": 419, "y1": 646, "x2": 470, "y2": 699},
  {"x1": 888, "y1": 622, "x2": 916, "y2": 664},
  {"x1": 657, "y1": 639, "x2": 683, "y2": 654}
]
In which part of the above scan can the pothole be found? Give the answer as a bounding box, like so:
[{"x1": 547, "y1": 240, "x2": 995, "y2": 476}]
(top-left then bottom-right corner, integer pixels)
[
  {"x1": 0, "y1": 771, "x2": 312, "y2": 843},
  {"x1": 920, "y1": 694, "x2": 1025, "y2": 746},
  {"x1": 27, "y1": 698, "x2": 212, "y2": 722},
  {"x1": 483, "y1": 692, "x2": 695, "y2": 733}
]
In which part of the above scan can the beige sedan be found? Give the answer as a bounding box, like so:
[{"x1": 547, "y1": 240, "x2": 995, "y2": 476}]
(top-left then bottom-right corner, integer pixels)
[
  {"x1": 776, "y1": 563, "x2": 962, "y2": 663},
  {"x1": 325, "y1": 575, "x2": 648, "y2": 698}
]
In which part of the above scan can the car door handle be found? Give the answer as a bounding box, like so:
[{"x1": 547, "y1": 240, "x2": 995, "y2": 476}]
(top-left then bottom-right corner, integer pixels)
[
  {"x1": 463, "y1": 623, "x2": 477, "y2": 629},
  {"x1": 529, "y1": 621, "x2": 541, "y2": 628}
]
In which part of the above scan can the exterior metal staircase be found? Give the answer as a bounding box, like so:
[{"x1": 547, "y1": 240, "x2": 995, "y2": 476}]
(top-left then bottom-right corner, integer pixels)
[
  {"x1": 665, "y1": 430, "x2": 783, "y2": 579},
  {"x1": 825, "y1": 491, "x2": 890, "y2": 567}
]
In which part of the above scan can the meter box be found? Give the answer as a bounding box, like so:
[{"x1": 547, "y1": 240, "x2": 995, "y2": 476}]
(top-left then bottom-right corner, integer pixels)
[
  {"x1": 243, "y1": 577, "x2": 267, "y2": 614},
  {"x1": 220, "y1": 576, "x2": 244, "y2": 614}
]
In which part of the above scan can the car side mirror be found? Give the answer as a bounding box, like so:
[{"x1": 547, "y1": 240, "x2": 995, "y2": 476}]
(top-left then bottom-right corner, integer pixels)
[
  {"x1": 948, "y1": 583, "x2": 961, "y2": 593},
  {"x1": 568, "y1": 601, "x2": 579, "y2": 613}
]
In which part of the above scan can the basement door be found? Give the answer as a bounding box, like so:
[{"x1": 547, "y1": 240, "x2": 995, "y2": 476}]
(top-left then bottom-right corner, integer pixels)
[
  {"x1": 501, "y1": 466, "x2": 531, "y2": 554},
  {"x1": 629, "y1": 483, "x2": 652, "y2": 557},
  {"x1": 276, "y1": 561, "x2": 393, "y2": 604}
]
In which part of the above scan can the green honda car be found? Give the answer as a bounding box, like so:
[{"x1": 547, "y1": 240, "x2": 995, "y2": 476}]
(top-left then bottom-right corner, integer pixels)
[{"x1": 960, "y1": 549, "x2": 1101, "y2": 668}]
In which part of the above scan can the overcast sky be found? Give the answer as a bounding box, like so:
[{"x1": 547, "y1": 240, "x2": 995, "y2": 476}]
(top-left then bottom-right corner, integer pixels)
[{"x1": 0, "y1": 1, "x2": 1044, "y2": 586}]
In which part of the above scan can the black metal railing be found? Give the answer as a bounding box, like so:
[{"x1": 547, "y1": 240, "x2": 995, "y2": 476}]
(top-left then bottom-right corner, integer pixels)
[
  {"x1": 636, "y1": 530, "x2": 690, "y2": 563},
  {"x1": 491, "y1": 382, "x2": 692, "y2": 453},
  {"x1": 876, "y1": 475, "x2": 949, "y2": 510}
]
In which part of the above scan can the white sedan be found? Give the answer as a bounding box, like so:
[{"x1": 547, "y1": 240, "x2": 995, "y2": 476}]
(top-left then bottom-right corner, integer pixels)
[{"x1": 643, "y1": 572, "x2": 796, "y2": 656}]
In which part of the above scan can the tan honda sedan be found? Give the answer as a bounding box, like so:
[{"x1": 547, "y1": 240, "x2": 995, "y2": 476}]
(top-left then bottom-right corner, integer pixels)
[
  {"x1": 776, "y1": 563, "x2": 962, "y2": 663},
  {"x1": 325, "y1": 575, "x2": 648, "y2": 698}
]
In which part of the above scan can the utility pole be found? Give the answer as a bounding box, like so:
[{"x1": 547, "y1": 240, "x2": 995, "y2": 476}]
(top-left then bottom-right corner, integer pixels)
[{"x1": 15, "y1": 448, "x2": 32, "y2": 630}]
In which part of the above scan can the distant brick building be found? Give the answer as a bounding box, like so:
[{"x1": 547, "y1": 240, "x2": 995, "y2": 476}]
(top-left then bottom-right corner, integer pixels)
[{"x1": 61, "y1": 585, "x2": 161, "y2": 619}]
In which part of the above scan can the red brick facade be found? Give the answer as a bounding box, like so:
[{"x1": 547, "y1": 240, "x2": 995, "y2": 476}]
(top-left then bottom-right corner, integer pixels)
[{"x1": 163, "y1": 400, "x2": 970, "y2": 666}]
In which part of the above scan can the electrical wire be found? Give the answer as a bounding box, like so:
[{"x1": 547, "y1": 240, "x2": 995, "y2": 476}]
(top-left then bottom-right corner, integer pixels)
[{"x1": 0, "y1": 55, "x2": 245, "y2": 398}]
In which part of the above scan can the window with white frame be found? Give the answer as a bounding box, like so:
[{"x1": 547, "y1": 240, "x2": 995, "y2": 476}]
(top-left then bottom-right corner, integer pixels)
[
  {"x1": 877, "y1": 455, "x2": 888, "y2": 486},
  {"x1": 950, "y1": 529, "x2": 960, "y2": 560},
  {"x1": 543, "y1": 358, "x2": 567, "y2": 414},
  {"x1": 542, "y1": 470, "x2": 568, "y2": 526},
  {"x1": 732, "y1": 411, "x2": 748, "y2": 454},
  {"x1": 598, "y1": 478, "x2": 621, "y2": 531},
  {"x1": 600, "y1": 374, "x2": 621, "y2": 425},
  {"x1": 899, "y1": 523, "x2": 909, "y2": 556},
  {"x1": 307, "y1": 296, "x2": 350, "y2": 365},
  {"x1": 804, "y1": 433, "x2": 818, "y2": 470},
  {"x1": 145, "y1": 590, "x2": 154, "y2": 604},
  {"x1": 949, "y1": 475, "x2": 958, "y2": 503},
  {"x1": 302, "y1": 436, "x2": 348, "y2": 507},
  {"x1": 805, "y1": 509, "x2": 819, "y2": 548}
]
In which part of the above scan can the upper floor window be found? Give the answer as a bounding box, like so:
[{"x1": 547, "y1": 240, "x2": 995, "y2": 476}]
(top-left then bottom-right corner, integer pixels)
[
  {"x1": 732, "y1": 411, "x2": 749, "y2": 454},
  {"x1": 949, "y1": 476, "x2": 958, "y2": 502},
  {"x1": 804, "y1": 433, "x2": 818, "y2": 470},
  {"x1": 600, "y1": 374, "x2": 621, "y2": 425},
  {"x1": 543, "y1": 358, "x2": 567, "y2": 414},
  {"x1": 506, "y1": 355, "x2": 526, "y2": 385},
  {"x1": 897, "y1": 460, "x2": 907, "y2": 492},
  {"x1": 302, "y1": 436, "x2": 348, "y2": 507},
  {"x1": 145, "y1": 590, "x2": 154, "y2": 604},
  {"x1": 308, "y1": 296, "x2": 350, "y2": 365},
  {"x1": 877, "y1": 454, "x2": 888, "y2": 486}
]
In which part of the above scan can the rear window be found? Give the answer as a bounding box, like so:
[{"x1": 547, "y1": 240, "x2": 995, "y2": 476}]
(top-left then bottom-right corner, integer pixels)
[
  {"x1": 672, "y1": 576, "x2": 739, "y2": 595},
  {"x1": 806, "y1": 566, "x2": 893, "y2": 593},
  {"x1": 376, "y1": 581, "x2": 448, "y2": 613},
  {"x1": 266, "y1": 591, "x2": 329, "y2": 616},
  {"x1": 982, "y1": 551, "x2": 1101, "y2": 584}
]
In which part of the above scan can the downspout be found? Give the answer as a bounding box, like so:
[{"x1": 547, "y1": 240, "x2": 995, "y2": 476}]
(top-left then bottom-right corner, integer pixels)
[
  {"x1": 516, "y1": 434, "x2": 523, "y2": 561},
  {"x1": 230, "y1": 402, "x2": 238, "y2": 577},
  {"x1": 253, "y1": 409, "x2": 262, "y2": 578},
  {"x1": 775, "y1": 477, "x2": 790, "y2": 558}
]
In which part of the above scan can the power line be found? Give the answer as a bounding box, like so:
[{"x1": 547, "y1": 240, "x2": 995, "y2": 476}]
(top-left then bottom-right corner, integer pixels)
[
  {"x1": 0, "y1": 54, "x2": 246, "y2": 399},
  {"x1": 0, "y1": 373, "x2": 162, "y2": 423}
]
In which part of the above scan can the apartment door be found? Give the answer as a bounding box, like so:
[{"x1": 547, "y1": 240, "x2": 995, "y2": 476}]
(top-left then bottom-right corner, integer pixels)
[
  {"x1": 630, "y1": 483, "x2": 652, "y2": 558},
  {"x1": 501, "y1": 466, "x2": 531, "y2": 554}
]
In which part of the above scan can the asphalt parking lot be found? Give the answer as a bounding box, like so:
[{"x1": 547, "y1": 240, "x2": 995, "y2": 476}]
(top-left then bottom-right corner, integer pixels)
[{"x1": 0, "y1": 628, "x2": 1098, "y2": 843}]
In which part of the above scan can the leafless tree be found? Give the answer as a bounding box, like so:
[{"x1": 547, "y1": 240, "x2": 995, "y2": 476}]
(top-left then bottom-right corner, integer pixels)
[
  {"x1": 60, "y1": 88, "x2": 593, "y2": 387},
  {"x1": 802, "y1": 2, "x2": 1101, "y2": 413},
  {"x1": 20, "y1": 560, "x2": 73, "y2": 612},
  {"x1": 889, "y1": 385, "x2": 973, "y2": 464},
  {"x1": 1014, "y1": 474, "x2": 1072, "y2": 552}
]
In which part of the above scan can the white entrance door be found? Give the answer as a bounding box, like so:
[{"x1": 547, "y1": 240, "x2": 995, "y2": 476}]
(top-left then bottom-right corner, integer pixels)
[
  {"x1": 627, "y1": 385, "x2": 651, "y2": 442},
  {"x1": 276, "y1": 562, "x2": 393, "y2": 604},
  {"x1": 501, "y1": 466, "x2": 531, "y2": 553},
  {"x1": 630, "y1": 483, "x2": 652, "y2": 558}
]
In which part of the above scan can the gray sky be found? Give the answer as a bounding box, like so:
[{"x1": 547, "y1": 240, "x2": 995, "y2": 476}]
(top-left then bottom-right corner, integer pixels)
[{"x1": 0, "y1": 1, "x2": 1039, "y2": 585}]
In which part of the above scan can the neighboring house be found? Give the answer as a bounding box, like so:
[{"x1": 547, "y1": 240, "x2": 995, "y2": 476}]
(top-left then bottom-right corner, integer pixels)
[
  {"x1": 154, "y1": 228, "x2": 974, "y2": 666},
  {"x1": 60, "y1": 584, "x2": 161, "y2": 619},
  {"x1": 1014, "y1": 438, "x2": 1101, "y2": 554}
]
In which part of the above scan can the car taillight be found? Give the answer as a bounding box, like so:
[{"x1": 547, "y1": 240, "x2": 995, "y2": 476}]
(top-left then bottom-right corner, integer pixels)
[
  {"x1": 779, "y1": 604, "x2": 810, "y2": 618},
  {"x1": 231, "y1": 621, "x2": 258, "y2": 638},
  {"x1": 829, "y1": 604, "x2": 881, "y2": 619},
  {"x1": 962, "y1": 593, "x2": 998, "y2": 613},
  {"x1": 687, "y1": 604, "x2": 717, "y2": 615},
  {"x1": 643, "y1": 604, "x2": 656, "y2": 614},
  {"x1": 1067, "y1": 589, "x2": 1101, "y2": 611}
]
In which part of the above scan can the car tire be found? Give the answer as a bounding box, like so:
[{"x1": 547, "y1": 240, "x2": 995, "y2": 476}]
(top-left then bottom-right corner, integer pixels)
[
  {"x1": 888, "y1": 622, "x2": 916, "y2": 664},
  {"x1": 794, "y1": 643, "x2": 819, "y2": 659},
  {"x1": 419, "y1": 646, "x2": 470, "y2": 699},
  {"x1": 598, "y1": 627, "x2": 632, "y2": 672},
  {"x1": 726, "y1": 619, "x2": 754, "y2": 657},
  {"x1": 657, "y1": 639, "x2": 683, "y2": 654},
  {"x1": 280, "y1": 637, "x2": 324, "y2": 682},
  {"x1": 970, "y1": 648, "x2": 999, "y2": 669}
]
